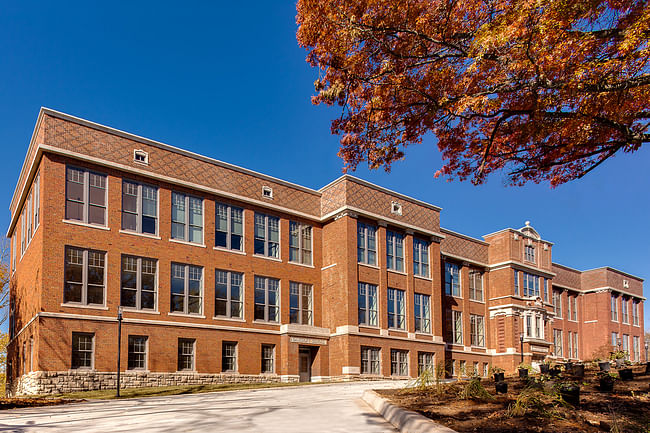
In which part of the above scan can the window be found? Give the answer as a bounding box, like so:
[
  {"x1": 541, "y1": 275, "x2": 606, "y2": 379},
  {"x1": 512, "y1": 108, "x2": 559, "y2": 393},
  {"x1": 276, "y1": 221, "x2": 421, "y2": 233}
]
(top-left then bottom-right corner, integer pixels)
[
  {"x1": 414, "y1": 293, "x2": 431, "y2": 333},
  {"x1": 26, "y1": 192, "x2": 32, "y2": 244},
  {"x1": 254, "y1": 213, "x2": 279, "y2": 258},
  {"x1": 71, "y1": 333, "x2": 94, "y2": 369},
  {"x1": 361, "y1": 347, "x2": 380, "y2": 375},
  {"x1": 469, "y1": 270, "x2": 483, "y2": 301},
  {"x1": 571, "y1": 296, "x2": 578, "y2": 321},
  {"x1": 572, "y1": 332, "x2": 578, "y2": 359},
  {"x1": 128, "y1": 336, "x2": 147, "y2": 370},
  {"x1": 418, "y1": 352, "x2": 434, "y2": 375},
  {"x1": 632, "y1": 301, "x2": 639, "y2": 326},
  {"x1": 65, "y1": 167, "x2": 107, "y2": 225},
  {"x1": 633, "y1": 336, "x2": 640, "y2": 361},
  {"x1": 535, "y1": 315, "x2": 543, "y2": 339},
  {"x1": 215, "y1": 270, "x2": 243, "y2": 319},
  {"x1": 543, "y1": 278, "x2": 548, "y2": 302},
  {"x1": 460, "y1": 360, "x2": 466, "y2": 376},
  {"x1": 445, "y1": 262, "x2": 461, "y2": 297},
  {"x1": 386, "y1": 230, "x2": 404, "y2": 272},
  {"x1": 64, "y1": 247, "x2": 105, "y2": 305},
  {"x1": 121, "y1": 255, "x2": 157, "y2": 310},
  {"x1": 567, "y1": 331, "x2": 573, "y2": 359},
  {"x1": 289, "y1": 221, "x2": 312, "y2": 265},
  {"x1": 122, "y1": 181, "x2": 158, "y2": 235},
  {"x1": 290, "y1": 282, "x2": 313, "y2": 325},
  {"x1": 413, "y1": 238, "x2": 429, "y2": 277},
  {"x1": 11, "y1": 235, "x2": 16, "y2": 273},
  {"x1": 357, "y1": 222, "x2": 377, "y2": 265},
  {"x1": 514, "y1": 269, "x2": 519, "y2": 296},
  {"x1": 391, "y1": 201, "x2": 402, "y2": 215},
  {"x1": 20, "y1": 207, "x2": 25, "y2": 256},
  {"x1": 524, "y1": 245, "x2": 535, "y2": 262},
  {"x1": 178, "y1": 338, "x2": 195, "y2": 371},
  {"x1": 358, "y1": 282, "x2": 378, "y2": 326},
  {"x1": 171, "y1": 192, "x2": 203, "y2": 243},
  {"x1": 483, "y1": 363, "x2": 489, "y2": 377},
  {"x1": 621, "y1": 297, "x2": 629, "y2": 324},
  {"x1": 622, "y1": 334, "x2": 629, "y2": 358},
  {"x1": 215, "y1": 203, "x2": 243, "y2": 251},
  {"x1": 254, "y1": 276, "x2": 279, "y2": 322},
  {"x1": 261, "y1": 344, "x2": 275, "y2": 373},
  {"x1": 470, "y1": 314, "x2": 485, "y2": 347},
  {"x1": 134, "y1": 149, "x2": 148, "y2": 164},
  {"x1": 387, "y1": 288, "x2": 405, "y2": 329},
  {"x1": 391, "y1": 349, "x2": 408, "y2": 376},
  {"x1": 222, "y1": 342, "x2": 237, "y2": 372},
  {"x1": 522, "y1": 273, "x2": 539, "y2": 297},
  {"x1": 448, "y1": 310, "x2": 463, "y2": 345},
  {"x1": 611, "y1": 294, "x2": 618, "y2": 321},
  {"x1": 33, "y1": 173, "x2": 40, "y2": 231},
  {"x1": 553, "y1": 329, "x2": 563, "y2": 357},
  {"x1": 611, "y1": 332, "x2": 619, "y2": 348},
  {"x1": 567, "y1": 294, "x2": 572, "y2": 320},
  {"x1": 170, "y1": 263, "x2": 203, "y2": 315},
  {"x1": 553, "y1": 290, "x2": 562, "y2": 318},
  {"x1": 472, "y1": 362, "x2": 479, "y2": 377},
  {"x1": 262, "y1": 186, "x2": 273, "y2": 198}
]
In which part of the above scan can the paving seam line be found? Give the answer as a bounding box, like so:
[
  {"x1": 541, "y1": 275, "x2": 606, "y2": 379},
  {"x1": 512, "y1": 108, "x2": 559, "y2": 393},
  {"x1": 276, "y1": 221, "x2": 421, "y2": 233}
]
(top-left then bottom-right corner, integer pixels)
[{"x1": 361, "y1": 390, "x2": 458, "y2": 433}]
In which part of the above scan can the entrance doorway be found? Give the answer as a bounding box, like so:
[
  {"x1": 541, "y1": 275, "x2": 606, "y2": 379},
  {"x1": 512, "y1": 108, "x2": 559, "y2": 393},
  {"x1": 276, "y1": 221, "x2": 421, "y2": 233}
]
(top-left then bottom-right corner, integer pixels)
[{"x1": 299, "y1": 347, "x2": 312, "y2": 382}]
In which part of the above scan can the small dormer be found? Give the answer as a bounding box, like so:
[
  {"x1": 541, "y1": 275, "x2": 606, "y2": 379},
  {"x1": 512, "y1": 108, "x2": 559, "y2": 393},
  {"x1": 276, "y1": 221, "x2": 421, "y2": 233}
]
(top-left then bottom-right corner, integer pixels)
[{"x1": 519, "y1": 221, "x2": 540, "y2": 240}]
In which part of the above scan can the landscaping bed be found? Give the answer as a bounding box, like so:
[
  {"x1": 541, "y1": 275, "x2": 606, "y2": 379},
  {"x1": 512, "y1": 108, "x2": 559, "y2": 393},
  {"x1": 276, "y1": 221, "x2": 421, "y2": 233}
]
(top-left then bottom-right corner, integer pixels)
[
  {"x1": 0, "y1": 397, "x2": 81, "y2": 410},
  {"x1": 377, "y1": 366, "x2": 650, "y2": 433}
]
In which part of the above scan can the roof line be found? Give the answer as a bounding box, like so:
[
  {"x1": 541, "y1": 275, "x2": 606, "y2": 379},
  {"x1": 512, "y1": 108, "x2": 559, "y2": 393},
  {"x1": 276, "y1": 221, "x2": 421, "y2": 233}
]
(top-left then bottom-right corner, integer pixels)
[
  {"x1": 482, "y1": 227, "x2": 554, "y2": 245},
  {"x1": 440, "y1": 227, "x2": 489, "y2": 246},
  {"x1": 582, "y1": 266, "x2": 644, "y2": 282}
]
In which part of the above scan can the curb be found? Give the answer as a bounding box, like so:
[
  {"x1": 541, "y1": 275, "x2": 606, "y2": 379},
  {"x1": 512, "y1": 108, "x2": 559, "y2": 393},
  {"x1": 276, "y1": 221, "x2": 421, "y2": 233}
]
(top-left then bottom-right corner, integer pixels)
[{"x1": 362, "y1": 390, "x2": 457, "y2": 433}]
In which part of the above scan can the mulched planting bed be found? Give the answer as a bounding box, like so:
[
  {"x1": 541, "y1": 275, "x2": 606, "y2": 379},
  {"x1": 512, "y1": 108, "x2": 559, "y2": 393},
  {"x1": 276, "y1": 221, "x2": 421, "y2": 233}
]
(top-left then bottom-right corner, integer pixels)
[
  {"x1": 378, "y1": 366, "x2": 650, "y2": 433},
  {"x1": 0, "y1": 398, "x2": 81, "y2": 410}
]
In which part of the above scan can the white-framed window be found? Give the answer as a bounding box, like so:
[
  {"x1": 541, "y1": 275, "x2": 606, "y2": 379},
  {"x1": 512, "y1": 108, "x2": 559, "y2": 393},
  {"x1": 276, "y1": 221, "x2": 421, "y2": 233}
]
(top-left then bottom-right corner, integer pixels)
[
  {"x1": 222, "y1": 341, "x2": 238, "y2": 372},
  {"x1": 445, "y1": 262, "x2": 461, "y2": 297},
  {"x1": 361, "y1": 347, "x2": 380, "y2": 375},
  {"x1": 133, "y1": 149, "x2": 149, "y2": 164},
  {"x1": 71, "y1": 332, "x2": 94, "y2": 369},
  {"x1": 65, "y1": 167, "x2": 107, "y2": 226},
  {"x1": 514, "y1": 269, "x2": 519, "y2": 296},
  {"x1": 621, "y1": 297, "x2": 629, "y2": 324},
  {"x1": 632, "y1": 301, "x2": 639, "y2": 326},
  {"x1": 447, "y1": 310, "x2": 463, "y2": 345},
  {"x1": 572, "y1": 332, "x2": 578, "y2": 359},
  {"x1": 20, "y1": 206, "x2": 25, "y2": 256},
  {"x1": 390, "y1": 349, "x2": 408, "y2": 376},
  {"x1": 611, "y1": 331, "x2": 619, "y2": 348},
  {"x1": 26, "y1": 191, "x2": 32, "y2": 244},
  {"x1": 633, "y1": 336, "x2": 640, "y2": 361},
  {"x1": 387, "y1": 287, "x2": 405, "y2": 329},
  {"x1": 215, "y1": 270, "x2": 243, "y2": 319},
  {"x1": 11, "y1": 235, "x2": 16, "y2": 273},
  {"x1": 553, "y1": 290, "x2": 562, "y2": 318},
  {"x1": 358, "y1": 282, "x2": 378, "y2": 326},
  {"x1": 568, "y1": 331, "x2": 573, "y2": 359},
  {"x1": 64, "y1": 246, "x2": 106, "y2": 306},
  {"x1": 571, "y1": 295, "x2": 578, "y2": 321},
  {"x1": 357, "y1": 222, "x2": 377, "y2": 265},
  {"x1": 289, "y1": 221, "x2": 312, "y2": 265},
  {"x1": 386, "y1": 230, "x2": 404, "y2": 272},
  {"x1": 261, "y1": 186, "x2": 273, "y2": 199},
  {"x1": 543, "y1": 278, "x2": 548, "y2": 302},
  {"x1": 254, "y1": 213, "x2": 280, "y2": 258},
  {"x1": 418, "y1": 352, "x2": 434, "y2": 375},
  {"x1": 553, "y1": 329, "x2": 563, "y2": 357},
  {"x1": 121, "y1": 255, "x2": 157, "y2": 310},
  {"x1": 470, "y1": 314, "x2": 485, "y2": 347},
  {"x1": 524, "y1": 245, "x2": 535, "y2": 262},
  {"x1": 483, "y1": 363, "x2": 489, "y2": 377},
  {"x1": 622, "y1": 334, "x2": 629, "y2": 358},
  {"x1": 611, "y1": 294, "x2": 618, "y2": 321},
  {"x1": 170, "y1": 263, "x2": 203, "y2": 315},
  {"x1": 522, "y1": 272, "x2": 539, "y2": 297},
  {"x1": 171, "y1": 192, "x2": 203, "y2": 244},
  {"x1": 254, "y1": 276, "x2": 279, "y2": 322},
  {"x1": 128, "y1": 335, "x2": 148, "y2": 370},
  {"x1": 33, "y1": 173, "x2": 40, "y2": 231},
  {"x1": 413, "y1": 238, "x2": 429, "y2": 277},
  {"x1": 178, "y1": 338, "x2": 195, "y2": 371},
  {"x1": 414, "y1": 293, "x2": 431, "y2": 333},
  {"x1": 261, "y1": 344, "x2": 275, "y2": 373},
  {"x1": 290, "y1": 282, "x2": 313, "y2": 325},
  {"x1": 122, "y1": 181, "x2": 158, "y2": 235},
  {"x1": 215, "y1": 203, "x2": 244, "y2": 251},
  {"x1": 469, "y1": 270, "x2": 483, "y2": 301}
]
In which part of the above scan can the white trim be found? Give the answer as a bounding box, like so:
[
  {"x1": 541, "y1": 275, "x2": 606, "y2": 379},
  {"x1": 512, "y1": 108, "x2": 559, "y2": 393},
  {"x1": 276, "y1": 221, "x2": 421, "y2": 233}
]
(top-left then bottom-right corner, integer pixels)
[
  {"x1": 213, "y1": 246, "x2": 246, "y2": 256},
  {"x1": 482, "y1": 227, "x2": 555, "y2": 245},
  {"x1": 321, "y1": 263, "x2": 337, "y2": 271},
  {"x1": 62, "y1": 219, "x2": 111, "y2": 231},
  {"x1": 168, "y1": 238, "x2": 207, "y2": 248},
  {"x1": 582, "y1": 286, "x2": 646, "y2": 300},
  {"x1": 8, "y1": 314, "x2": 38, "y2": 345},
  {"x1": 254, "y1": 254, "x2": 282, "y2": 263},
  {"x1": 489, "y1": 260, "x2": 556, "y2": 277},
  {"x1": 121, "y1": 308, "x2": 161, "y2": 315},
  {"x1": 118, "y1": 230, "x2": 161, "y2": 240},
  {"x1": 358, "y1": 262, "x2": 380, "y2": 270},
  {"x1": 60, "y1": 303, "x2": 109, "y2": 311}
]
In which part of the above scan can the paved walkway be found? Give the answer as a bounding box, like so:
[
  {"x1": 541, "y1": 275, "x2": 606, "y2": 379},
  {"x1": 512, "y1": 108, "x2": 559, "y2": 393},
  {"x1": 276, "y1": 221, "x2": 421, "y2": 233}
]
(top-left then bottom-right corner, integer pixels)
[{"x1": 0, "y1": 381, "x2": 407, "y2": 432}]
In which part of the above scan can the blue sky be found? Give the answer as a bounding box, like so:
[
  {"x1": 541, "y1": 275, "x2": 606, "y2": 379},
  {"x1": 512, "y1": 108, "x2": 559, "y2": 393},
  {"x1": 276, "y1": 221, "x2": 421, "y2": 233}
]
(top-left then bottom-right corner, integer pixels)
[{"x1": 1, "y1": 2, "x2": 648, "y2": 331}]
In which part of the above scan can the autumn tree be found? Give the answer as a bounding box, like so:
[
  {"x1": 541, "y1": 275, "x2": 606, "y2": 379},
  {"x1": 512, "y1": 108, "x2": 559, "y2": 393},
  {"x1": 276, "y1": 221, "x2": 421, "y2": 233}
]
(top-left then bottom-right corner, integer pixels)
[
  {"x1": 296, "y1": 0, "x2": 649, "y2": 186},
  {"x1": 0, "y1": 239, "x2": 9, "y2": 324}
]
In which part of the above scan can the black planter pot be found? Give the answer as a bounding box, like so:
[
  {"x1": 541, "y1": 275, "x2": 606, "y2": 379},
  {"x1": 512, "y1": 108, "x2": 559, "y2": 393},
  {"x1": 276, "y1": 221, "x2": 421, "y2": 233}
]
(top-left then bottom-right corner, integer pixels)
[
  {"x1": 549, "y1": 367, "x2": 561, "y2": 378},
  {"x1": 564, "y1": 362, "x2": 573, "y2": 371},
  {"x1": 645, "y1": 362, "x2": 650, "y2": 375},
  {"x1": 540, "y1": 364, "x2": 550, "y2": 374},
  {"x1": 493, "y1": 372, "x2": 505, "y2": 382},
  {"x1": 495, "y1": 381, "x2": 508, "y2": 394},
  {"x1": 598, "y1": 361, "x2": 610, "y2": 372},
  {"x1": 560, "y1": 385, "x2": 580, "y2": 406},
  {"x1": 619, "y1": 368, "x2": 634, "y2": 381},
  {"x1": 572, "y1": 364, "x2": 585, "y2": 377},
  {"x1": 599, "y1": 377, "x2": 615, "y2": 392},
  {"x1": 518, "y1": 368, "x2": 529, "y2": 378}
]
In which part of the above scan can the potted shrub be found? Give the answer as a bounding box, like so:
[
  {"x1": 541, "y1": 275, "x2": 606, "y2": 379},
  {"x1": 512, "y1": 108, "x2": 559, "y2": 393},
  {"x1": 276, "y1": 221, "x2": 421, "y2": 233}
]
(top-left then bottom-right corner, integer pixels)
[
  {"x1": 598, "y1": 371, "x2": 617, "y2": 392},
  {"x1": 518, "y1": 363, "x2": 531, "y2": 379},
  {"x1": 539, "y1": 362, "x2": 551, "y2": 374},
  {"x1": 618, "y1": 367, "x2": 634, "y2": 381},
  {"x1": 597, "y1": 359, "x2": 610, "y2": 372},
  {"x1": 611, "y1": 351, "x2": 627, "y2": 368},
  {"x1": 549, "y1": 365, "x2": 561, "y2": 377},
  {"x1": 572, "y1": 363, "x2": 585, "y2": 377},
  {"x1": 495, "y1": 381, "x2": 508, "y2": 394},
  {"x1": 491, "y1": 366, "x2": 505, "y2": 382},
  {"x1": 563, "y1": 361, "x2": 573, "y2": 371},
  {"x1": 559, "y1": 382, "x2": 580, "y2": 406}
]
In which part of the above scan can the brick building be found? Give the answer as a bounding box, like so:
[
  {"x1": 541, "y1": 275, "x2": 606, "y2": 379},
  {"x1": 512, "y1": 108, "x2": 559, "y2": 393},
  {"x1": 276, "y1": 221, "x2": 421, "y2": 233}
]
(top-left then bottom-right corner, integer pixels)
[{"x1": 6, "y1": 108, "x2": 646, "y2": 396}]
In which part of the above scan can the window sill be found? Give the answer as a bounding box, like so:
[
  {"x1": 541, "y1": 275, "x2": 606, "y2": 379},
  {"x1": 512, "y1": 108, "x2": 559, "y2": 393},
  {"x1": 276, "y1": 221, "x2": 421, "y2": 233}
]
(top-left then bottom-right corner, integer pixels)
[
  {"x1": 358, "y1": 324, "x2": 380, "y2": 330},
  {"x1": 126, "y1": 368, "x2": 150, "y2": 373},
  {"x1": 445, "y1": 294, "x2": 463, "y2": 300},
  {"x1": 388, "y1": 327, "x2": 407, "y2": 332},
  {"x1": 169, "y1": 238, "x2": 206, "y2": 248},
  {"x1": 213, "y1": 316, "x2": 246, "y2": 323},
  {"x1": 61, "y1": 303, "x2": 109, "y2": 310},
  {"x1": 387, "y1": 269, "x2": 407, "y2": 276},
  {"x1": 470, "y1": 345, "x2": 486, "y2": 350},
  {"x1": 253, "y1": 320, "x2": 280, "y2": 326},
  {"x1": 253, "y1": 254, "x2": 282, "y2": 263},
  {"x1": 119, "y1": 230, "x2": 161, "y2": 240},
  {"x1": 415, "y1": 331, "x2": 433, "y2": 337},
  {"x1": 289, "y1": 261, "x2": 314, "y2": 269},
  {"x1": 168, "y1": 312, "x2": 206, "y2": 319},
  {"x1": 414, "y1": 275, "x2": 432, "y2": 281},
  {"x1": 122, "y1": 308, "x2": 161, "y2": 315},
  {"x1": 214, "y1": 246, "x2": 246, "y2": 255},
  {"x1": 175, "y1": 370, "x2": 197, "y2": 374},
  {"x1": 62, "y1": 219, "x2": 110, "y2": 231},
  {"x1": 469, "y1": 299, "x2": 486, "y2": 304},
  {"x1": 358, "y1": 262, "x2": 380, "y2": 270},
  {"x1": 221, "y1": 370, "x2": 239, "y2": 375}
]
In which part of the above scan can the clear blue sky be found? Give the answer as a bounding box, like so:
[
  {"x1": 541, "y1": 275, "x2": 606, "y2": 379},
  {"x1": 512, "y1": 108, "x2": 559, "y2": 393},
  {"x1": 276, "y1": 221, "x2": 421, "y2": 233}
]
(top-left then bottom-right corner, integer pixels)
[{"x1": 1, "y1": 2, "x2": 648, "y2": 332}]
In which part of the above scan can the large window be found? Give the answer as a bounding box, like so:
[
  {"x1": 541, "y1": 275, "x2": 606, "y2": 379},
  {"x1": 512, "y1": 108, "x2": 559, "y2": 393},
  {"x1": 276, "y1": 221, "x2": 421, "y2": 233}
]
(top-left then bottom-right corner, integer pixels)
[
  {"x1": 357, "y1": 222, "x2": 377, "y2": 265},
  {"x1": 448, "y1": 310, "x2": 463, "y2": 345},
  {"x1": 121, "y1": 255, "x2": 157, "y2": 310},
  {"x1": 611, "y1": 331, "x2": 619, "y2": 348},
  {"x1": 391, "y1": 349, "x2": 408, "y2": 376},
  {"x1": 222, "y1": 342, "x2": 237, "y2": 372},
  {"x1": 622, "y1": 334, "x2": 629, "y2": 357},
  {"x1": 413, "y1": 238, "x2": 429, "y2": 277},
  {"x1": 64, "y1": 247, "x2": 105, "y2": 306},
  {"x1": 65, "y1": 167, "x2": 107, "y2": 226},
  {"x1": 170, "y1": 263, "x2": 203, "y2": 315},
  {"x1": 71, "y1": 333, "x2": 94, "y2": 369},
  {"x1": 215, "y1": 203, "x2": 243, "y2": 251},
  {"x1": 524, "y1": 245, "x2": 535, "y2": 262},
  {"x1": 290, "y1": 282, "x2": 313, "y2": 325},
  {"x1": 470, "y1": 314, "x2": 485, "y2": 347},
  {"x1": 543, "y1": 278, "x2": 548, "y2": 302},
  {"x1": 418, "y1": 352, "x2": 434, "y2": 375},
  {"x1": 469, "y1": 270, "x2": 483, "y2": 301},
  {"x1": 361, "y1": 347, "x2": 380, "y2": 375},
  {"x1": 445, "y1": 262, "x2": 461, "y2": 296},
  {"x1": 611, "y1": 294, "x2": 618, "y2": 321},
  {"x1": 215, "y1": 270, "x2": 243, "y2": 319},
  {"x1": 621, "y1": 297, "x2": 629, "y2": 323},
  {"x1": 289, "y1": 221, "x2": 312, "y2": 265},
  {"x1": 553, "y1": 329, "x2": 563, "y2": 357},
  {"x1": 254, "y1": 213, "x2": 280, "y2": 258},
  {"x1": 358, "y1": 282, "x2": 378, "y2": 326},
  {"x1": 632, "y1": 301, "x2": 639, "y2": 326},
  {"x1": 178, "y1": 338, "x2": 195, "y2": 371},
  {"x1": 171, "y1": 192, "x2": 203, "y2": 244},
  {"x1": 387, "y1": 288, "x2": 405, "y2": 329},
  {"x1": 514, "y1": 269, "x2": 519, "y2": 296},
  {"x1": 633, "y1": 336, "x2": 640, "y2": 361},
  {"x1": 522, "y1": 272, "x2": 539, "y2": 297},
  {"x1": 33, "y1": 173, "x2": 40, "y2": 232},
  {"x1": 128, "y1": 336, "x2": 147, "y2": 370},
  {"x1": 572, "y1": 332, "x2": 579, "y2": 359},
  {"x1": 414, "y1": 293, "x2": 431, "y2": 333},
  {"x1": 122, "y1": 181, "x2": 158, "y2": 235},
  {"x1": 254, "y1": 276, "x2": 279, "y2": 322},
  {"x1": 569, "y1": 295, "x2": 578, "y2": 321},
  {"x1": 553, "y1": 290, "x2": 562, "y2": 318},
  {"x1": 386, "y1": 230, "x2": 404, "y2": 272},
  {"x1": 261, "y1": 344, "x2": 275, "y2": 373}
]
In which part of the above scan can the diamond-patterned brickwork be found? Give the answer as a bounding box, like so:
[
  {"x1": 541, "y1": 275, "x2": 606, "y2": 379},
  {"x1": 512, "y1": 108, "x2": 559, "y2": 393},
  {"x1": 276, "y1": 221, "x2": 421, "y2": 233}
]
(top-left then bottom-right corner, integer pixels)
[
  {"x1": 552, "y1": 264, "x2": 582, "y2": 289},
  {"x1": 320, "y1": 179, "x2": 347, "y2": 216},
  {"x1": 440, "y1": 231, "x2": 488, "y2": 263}
]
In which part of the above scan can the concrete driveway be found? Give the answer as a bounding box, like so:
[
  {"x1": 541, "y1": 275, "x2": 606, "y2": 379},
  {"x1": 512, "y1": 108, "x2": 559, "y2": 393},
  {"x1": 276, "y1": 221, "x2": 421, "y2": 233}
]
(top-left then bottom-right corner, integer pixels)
[{"x1": 0, "y1": 381, "x2": 407, "y2": 432}]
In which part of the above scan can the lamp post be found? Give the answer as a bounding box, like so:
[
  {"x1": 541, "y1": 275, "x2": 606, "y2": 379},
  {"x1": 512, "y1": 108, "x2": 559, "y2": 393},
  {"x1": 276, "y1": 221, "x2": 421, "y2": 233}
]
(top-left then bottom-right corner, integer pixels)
[
  {"x1": 520, "y1": 334, "x2": 524, "y2": 364},
  {"x1": 116, "y1": 306, "x2": 123, "y2": 398}
]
